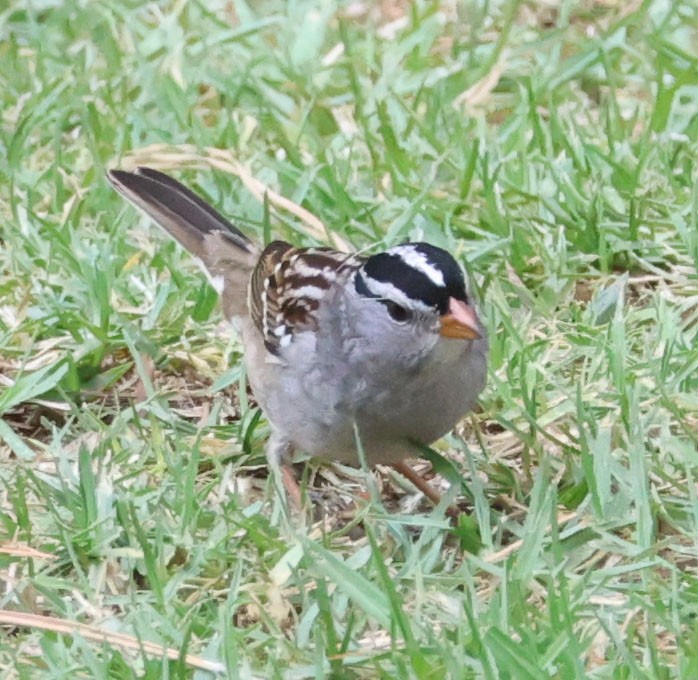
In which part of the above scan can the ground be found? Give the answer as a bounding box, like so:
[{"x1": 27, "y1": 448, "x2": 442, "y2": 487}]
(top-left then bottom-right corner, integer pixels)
[{"x1": 0, "y1": 0, "x2": 697, "y2": 677}]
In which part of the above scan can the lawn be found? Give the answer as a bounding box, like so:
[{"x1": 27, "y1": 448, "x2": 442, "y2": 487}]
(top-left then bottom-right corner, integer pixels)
[{"x1": 1, "y1": 0, "x2": 697, "y2": 677}]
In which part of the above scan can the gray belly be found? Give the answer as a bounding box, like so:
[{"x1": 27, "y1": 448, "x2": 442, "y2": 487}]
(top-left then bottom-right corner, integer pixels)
[{"x1": 259, "y1": 336, "x2": 487, "y2": 466}]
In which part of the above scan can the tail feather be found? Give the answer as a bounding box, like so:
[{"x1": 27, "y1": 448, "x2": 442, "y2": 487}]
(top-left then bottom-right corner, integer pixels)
[
  {"x1": 107, "y1": 167, "x2": 259, "y2": 318},
  {"x1": 108, "y1": 168, "x2": 256, "y2": 255}
]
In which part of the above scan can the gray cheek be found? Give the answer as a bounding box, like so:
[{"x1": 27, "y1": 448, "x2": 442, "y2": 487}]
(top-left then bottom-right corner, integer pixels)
[
  {"x1": 339, "y1": 298, "x2": 384, "y2": 347},
  {"x1": 338, "y1": 289, "x2": 436, "y2": 364}
]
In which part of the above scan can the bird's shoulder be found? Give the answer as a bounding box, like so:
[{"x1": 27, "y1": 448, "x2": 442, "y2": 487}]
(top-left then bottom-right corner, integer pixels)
[{"x1": 248, "y1": 241, "x2": 360, "y2": 355}]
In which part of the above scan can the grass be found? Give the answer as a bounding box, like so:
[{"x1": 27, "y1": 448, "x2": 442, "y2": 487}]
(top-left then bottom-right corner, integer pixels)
[{"x1": 1, "y1": 0, "x2": 697, "y2": 677}]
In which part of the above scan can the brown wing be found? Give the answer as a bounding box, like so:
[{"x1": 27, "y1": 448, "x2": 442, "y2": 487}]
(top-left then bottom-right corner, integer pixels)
[
  {"x1": 248, "y1": 242, "x2": 357, "y2": 355},
  {"x1": 248, "y1": 240, "x2": 293, "y2": 351}
]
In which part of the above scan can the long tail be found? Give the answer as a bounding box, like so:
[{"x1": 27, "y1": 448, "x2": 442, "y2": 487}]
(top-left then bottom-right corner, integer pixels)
[
  {"x1": 107, "y1": 167, "x2": 258, "y2": 317},
  {"x1": 107, "y1": 167, "x2": 256, "y2": 255}
]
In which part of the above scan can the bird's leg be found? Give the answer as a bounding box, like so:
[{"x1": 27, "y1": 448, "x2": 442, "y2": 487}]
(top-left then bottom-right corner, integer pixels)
[
  {"x1": 280, "y1": 465, "x2": 302, "y2": 509},
  {"x1": 266, "y1": 431, "x2": 302, "y2": 509},
  {"x1": 392, "y1": 461, "x2": 443, "y2": 506}
]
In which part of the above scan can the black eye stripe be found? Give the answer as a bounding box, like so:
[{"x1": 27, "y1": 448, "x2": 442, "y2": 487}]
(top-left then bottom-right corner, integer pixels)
[
  {"x1": 354, "y1": 243, "x2": 469, "y2": 315},
  {"x1": 354, "y1": 272, "x2": 416, "y2": 316},
  {"x1": 363, "y1": 257, "x2": 465, "y2": 311},
  {"x1": 354, "y1": 271, "x2": 377, "y2": 300},
  {"x1": 362, "y1": 254, "x2": 446, "y2": 312}
]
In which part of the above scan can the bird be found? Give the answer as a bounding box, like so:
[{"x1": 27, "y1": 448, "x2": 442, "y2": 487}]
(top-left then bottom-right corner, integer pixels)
[{"x1": 107, "y1": 167, "x2": 488, "y2": 508}]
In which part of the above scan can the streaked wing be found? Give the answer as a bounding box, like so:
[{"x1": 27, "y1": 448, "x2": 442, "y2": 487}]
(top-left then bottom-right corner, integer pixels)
[{"x1": 249, "y1": 243, "x2": 358, "y2": 354}]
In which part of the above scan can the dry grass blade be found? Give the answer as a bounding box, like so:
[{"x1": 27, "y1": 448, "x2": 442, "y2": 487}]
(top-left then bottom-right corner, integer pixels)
[
  {"x1": 0, "y1": 545, "x2": 56, "y2": 561},
  {"x1": 0, "y1": 610, "x2": 225, "y2": 674},
  {"x1": 453, "y1": 50, "x2": 509, "y2": 113},
  {"x1": 484, "y1": 511, "x2": 579, "y2": 563},
  {"x1": 117, "y1": 144, "x2": 353, "y2": 252}
]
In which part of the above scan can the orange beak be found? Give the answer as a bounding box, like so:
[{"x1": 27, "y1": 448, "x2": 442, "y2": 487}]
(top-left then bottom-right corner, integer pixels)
[{"x1": 439, "y1": 297, "x2": 481, "y2": 340}]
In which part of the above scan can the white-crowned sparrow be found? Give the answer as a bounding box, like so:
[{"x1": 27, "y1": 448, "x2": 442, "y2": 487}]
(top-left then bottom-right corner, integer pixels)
[{"x1": 108, "y1": 167, "x2": 488, "y2": 506}]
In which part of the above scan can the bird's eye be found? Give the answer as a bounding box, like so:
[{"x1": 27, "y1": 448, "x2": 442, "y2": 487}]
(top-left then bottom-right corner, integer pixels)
[{"x1": 385, "y1": 301, "x2": 411, "y2": 323}]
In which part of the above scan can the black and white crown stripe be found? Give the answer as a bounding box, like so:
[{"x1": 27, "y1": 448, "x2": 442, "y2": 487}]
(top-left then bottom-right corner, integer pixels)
[
  {"x1": 354, "y1": 273, "x2": 434, "y2": 313},
  {"x1": 388, "y1": 244, "x2": 446, "y2": 287},
  {"x1": 355, "y1": 242, "x2": 468, "y2": 315}
]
